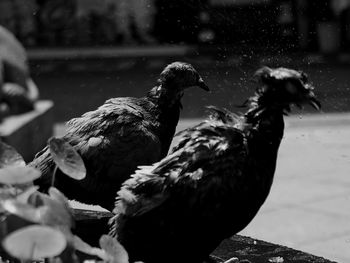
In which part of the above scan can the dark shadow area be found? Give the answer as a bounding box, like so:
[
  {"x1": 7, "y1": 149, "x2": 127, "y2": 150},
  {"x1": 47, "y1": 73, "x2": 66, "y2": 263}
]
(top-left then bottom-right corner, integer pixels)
[{"x1": 30, "y1": 58, "x2": 350, "y2": 123}]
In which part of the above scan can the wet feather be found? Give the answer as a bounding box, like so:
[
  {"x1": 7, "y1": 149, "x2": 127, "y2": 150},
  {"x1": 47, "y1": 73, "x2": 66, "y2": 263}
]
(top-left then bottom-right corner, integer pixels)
[
  {"x1": 30, "y1": 62, "x2": 208, "y2": 211},
  {"x1": 111, "y1": 67, "x2": 321, "y2": 263}
]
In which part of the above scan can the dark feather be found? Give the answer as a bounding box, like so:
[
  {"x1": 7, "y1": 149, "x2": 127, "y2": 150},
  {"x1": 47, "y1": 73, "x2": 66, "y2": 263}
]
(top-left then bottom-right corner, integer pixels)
[
  {"x1": 110, "y1": 67, "x2": 321, "y2": 263},
  {"x1": 30, "y1": 62, "x2": 208, "y2": 211}
]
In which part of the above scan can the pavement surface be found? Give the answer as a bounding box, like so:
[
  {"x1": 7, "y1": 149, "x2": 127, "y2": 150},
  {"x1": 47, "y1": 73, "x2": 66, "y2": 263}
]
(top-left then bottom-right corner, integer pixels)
[
  {"x1": 55, "y1": 112, "x2": 350, "y2": 263},
  {"x1": 241, "y1": 113, "x2": 350, "y2": 263}
]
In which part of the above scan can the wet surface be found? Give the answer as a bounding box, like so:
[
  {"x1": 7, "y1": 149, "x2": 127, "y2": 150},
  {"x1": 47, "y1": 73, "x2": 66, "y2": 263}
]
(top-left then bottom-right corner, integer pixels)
[{"x1": 213, "y1": 235, "x2": 336, "y2": 263}]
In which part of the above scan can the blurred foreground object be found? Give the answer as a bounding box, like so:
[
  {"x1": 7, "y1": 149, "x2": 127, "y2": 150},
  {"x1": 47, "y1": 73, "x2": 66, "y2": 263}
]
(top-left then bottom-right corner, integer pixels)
[
  {"x1": 0, "y1": 26, "x2": 39, "y2": 121},
  {"x1": 111, "y1": 67, "x2": 320, "y2": 263},
  {"x1": 0, "y1": 101, "x2": 53, "y2": 162}
]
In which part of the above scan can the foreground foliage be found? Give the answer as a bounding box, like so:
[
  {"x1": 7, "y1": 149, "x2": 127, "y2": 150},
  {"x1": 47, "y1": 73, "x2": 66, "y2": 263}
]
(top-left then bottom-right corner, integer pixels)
[{"x1": 0, "y1": 140, "x2": 130, "y2": 263}]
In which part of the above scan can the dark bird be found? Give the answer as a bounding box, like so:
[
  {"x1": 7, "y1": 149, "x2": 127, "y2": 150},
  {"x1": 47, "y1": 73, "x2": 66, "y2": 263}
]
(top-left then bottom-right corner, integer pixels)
[
  {"x1": 0, "y1": 25, "x2": 39, "y2": 119},
  {"x1": 110, "y1": 67, "x2": 321, "y2": 263},
  {"x1": 30, "y1": 62, "x2": 209, "y2": 211}
]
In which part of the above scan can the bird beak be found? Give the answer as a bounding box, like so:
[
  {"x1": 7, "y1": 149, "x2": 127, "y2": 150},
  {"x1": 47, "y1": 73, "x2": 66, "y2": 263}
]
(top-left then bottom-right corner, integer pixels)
[
  {"x1": 305, "y1": 84, "x2": 321, "y2": 110},
  {"x1": 309, "y1": 96, "x2": 321, "y2": 110},
  {"x1": 306, "y1": 90, "x2": 321, "y2": 110},
  {"x1": 197, "y1": 78, "x2": 210, "y2": 91}
]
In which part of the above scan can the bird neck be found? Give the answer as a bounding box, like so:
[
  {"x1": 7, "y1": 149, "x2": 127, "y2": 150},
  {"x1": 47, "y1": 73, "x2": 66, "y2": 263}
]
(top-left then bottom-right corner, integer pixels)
[
  {"x1": 242, "y1": 106, "x2": 285, "y2": 202},
  {"x1": 244, "y1": 105, "x2": 285, "y2": 154},
  {"x1": 147, "y1": 86, "x2": 182, "y2": 157},
  {"x1": 147, "y1": 85, "x2": 184, "y2": 108}
]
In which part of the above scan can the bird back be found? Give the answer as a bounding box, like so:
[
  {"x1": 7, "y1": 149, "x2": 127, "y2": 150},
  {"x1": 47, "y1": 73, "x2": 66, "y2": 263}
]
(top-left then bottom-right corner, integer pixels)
[{"x1": 111, "y1": 115, "x2": 248, "y2": 263}]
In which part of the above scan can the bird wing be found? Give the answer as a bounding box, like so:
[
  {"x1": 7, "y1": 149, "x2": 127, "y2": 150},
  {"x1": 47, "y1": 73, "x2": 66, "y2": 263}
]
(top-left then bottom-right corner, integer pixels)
[
  {"x1": 66, "y1": 97, "x2": 161, "y2": 179},
  {"x1": 32, "y1": 98, "x2": 162, "y2": 195},
  {"x1": 66, "y1": 97, "x2": 146, "y2": 136},
  {"x1": 113, "y1": 119, "x2": 247, "y2": 221}
]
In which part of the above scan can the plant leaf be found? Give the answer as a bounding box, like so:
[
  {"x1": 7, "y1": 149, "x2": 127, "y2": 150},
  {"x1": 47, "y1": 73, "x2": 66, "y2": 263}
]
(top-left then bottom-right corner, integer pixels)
[
  {"x1": 16, "y1": 185, "x2": 39, "y2": 203},
  {"x1": 0, "y1": 166, "x2": 41, "y2": 185},
  {"x1": 48, "y1": 138, "x2": 86, "y2": 180},
  {"x1": 29, "y1": 191, "x2": 74, "y2": 229},
  {"x1": 48, "y1": 187, "x2": 72, "y2": 213},
  {"x1": 269, "y1": 256, "x2": 284, "y2": 263},
  {"x1": 73, "y1": 235, "x2": 109, "y2": 261},
  {"x1": 99, "y1": 235, "x2": 129, "y2": 263},
  {"x1": 1, "y1": 199, "x2": 41, "y2": 223},
  {"x1": 2, "y1": 225, "x2": 67, "y2": 260},
  {"x1": 0, "y1": 141, "x2": 25, "y2": 168},
  {"x1": 0, "y1": 187, "x2": 16, "y2": 200}
]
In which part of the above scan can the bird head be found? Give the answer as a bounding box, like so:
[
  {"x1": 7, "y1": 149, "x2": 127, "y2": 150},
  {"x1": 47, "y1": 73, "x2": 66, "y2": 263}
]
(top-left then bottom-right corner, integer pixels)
[
  {"x1": 251, "y1": 66, "x2": 321, "y2": 113},
  {"x1": 157, "y1": 62, "x2": 209, "y2": 93}
]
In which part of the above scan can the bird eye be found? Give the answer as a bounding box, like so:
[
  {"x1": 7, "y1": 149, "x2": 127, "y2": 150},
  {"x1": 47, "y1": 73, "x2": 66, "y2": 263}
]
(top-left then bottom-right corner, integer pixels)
[
  {"x1": 285, "y1": 82, "x2": 298, "y2": 95},
  {"x1": 300, "y1": 72, "x2": 308, "y2": 84}
]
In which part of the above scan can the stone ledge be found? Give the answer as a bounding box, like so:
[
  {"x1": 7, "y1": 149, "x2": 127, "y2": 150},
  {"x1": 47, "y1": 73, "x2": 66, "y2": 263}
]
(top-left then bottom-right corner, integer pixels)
[
  {"x1": 0, "y1": 100, "x2": 54, "y2": 162},
  {"x1": 73, "y1": 209, "x2": 336, "y2": 263},
  {"x1": 212, "y1": 236, "x2": 336, "y2": 263}
]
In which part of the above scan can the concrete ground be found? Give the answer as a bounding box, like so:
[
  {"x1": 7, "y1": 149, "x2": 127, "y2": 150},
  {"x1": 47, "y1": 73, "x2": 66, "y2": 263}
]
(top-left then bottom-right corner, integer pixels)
[{"x1": 55, "y1": 112, "x2": 350, "y2": 263}]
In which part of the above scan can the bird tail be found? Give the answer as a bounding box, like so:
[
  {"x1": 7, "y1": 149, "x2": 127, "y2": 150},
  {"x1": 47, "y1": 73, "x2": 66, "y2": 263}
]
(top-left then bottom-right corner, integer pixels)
[
  {"x1": 173, "y1": 106, "x2": 245, "y2": 154},
  {"x1": 175, "y1": 106, "x2": 241, "y2": 138},
  {"x1": 28, "y1": 146, "x2": 56, "y2": 192},
  {"x1": 205, "y1": 106, "x2": 241, "y2": 125}
]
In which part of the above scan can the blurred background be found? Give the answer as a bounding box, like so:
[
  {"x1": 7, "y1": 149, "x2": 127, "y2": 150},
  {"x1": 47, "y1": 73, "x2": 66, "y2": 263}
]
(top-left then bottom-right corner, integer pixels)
[
  {"x1": 0, "y1": 0, "x2": 349, "y2": 51},
  {"x1": 0, "y1": 0, "x2": 350, "y2": 262}
]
